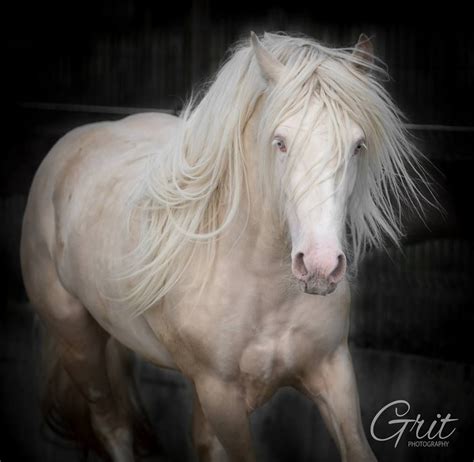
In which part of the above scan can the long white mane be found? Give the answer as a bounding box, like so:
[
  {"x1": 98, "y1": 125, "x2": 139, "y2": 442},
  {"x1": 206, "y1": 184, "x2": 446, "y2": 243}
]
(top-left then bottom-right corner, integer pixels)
[{"x1": 119, "y1": 32, "x2": 431, "y2": 316}]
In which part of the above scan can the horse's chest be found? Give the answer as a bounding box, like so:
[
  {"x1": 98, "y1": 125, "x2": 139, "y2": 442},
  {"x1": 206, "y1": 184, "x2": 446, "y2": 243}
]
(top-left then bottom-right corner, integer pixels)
[{"x1": 238, "y1": 328, "x2": 309, "y2": 409}]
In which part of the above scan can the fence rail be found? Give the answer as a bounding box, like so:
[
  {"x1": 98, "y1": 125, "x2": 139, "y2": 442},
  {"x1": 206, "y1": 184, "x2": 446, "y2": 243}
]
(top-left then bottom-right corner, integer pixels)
[{"x1": 18, "y1": 101, "x2": 474, "y2": 132}]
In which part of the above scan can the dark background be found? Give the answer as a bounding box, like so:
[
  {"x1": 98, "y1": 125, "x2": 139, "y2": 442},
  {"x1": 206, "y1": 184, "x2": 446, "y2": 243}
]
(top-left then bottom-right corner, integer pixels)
[{"x1": 2, "y1": 1, "x2": 473, "y2": 461}]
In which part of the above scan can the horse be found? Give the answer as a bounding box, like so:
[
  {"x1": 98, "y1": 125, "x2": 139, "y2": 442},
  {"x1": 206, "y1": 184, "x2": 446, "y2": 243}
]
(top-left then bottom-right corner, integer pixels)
[{"x1": 20, "y1": 31, "x2": 430, "y2": 462}]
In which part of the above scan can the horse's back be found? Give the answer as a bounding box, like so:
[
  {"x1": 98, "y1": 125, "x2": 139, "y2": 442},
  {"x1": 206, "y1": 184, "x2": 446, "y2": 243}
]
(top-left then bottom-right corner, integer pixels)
[{"x1": 21, "y1": 111, "x2": 180, "y2": 315}]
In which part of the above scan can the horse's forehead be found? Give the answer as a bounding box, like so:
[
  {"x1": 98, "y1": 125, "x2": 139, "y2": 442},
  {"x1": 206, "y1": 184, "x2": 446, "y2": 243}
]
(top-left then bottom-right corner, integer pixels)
[
  {"x1": 278, "y1": 102, "x2": 325, "y2": 132},
  {"x1": 277, "y1": 106, "x2": 364, "y2": 141}
]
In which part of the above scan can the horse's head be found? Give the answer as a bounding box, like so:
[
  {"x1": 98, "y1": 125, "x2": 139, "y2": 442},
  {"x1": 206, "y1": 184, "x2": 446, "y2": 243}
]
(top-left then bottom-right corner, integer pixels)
[
  {"x1": 251, "y1": 32, "x2": 375, "y2": 295},
  {"x1": 273, "y1": 108, "x2": 363, "y2": 296}
]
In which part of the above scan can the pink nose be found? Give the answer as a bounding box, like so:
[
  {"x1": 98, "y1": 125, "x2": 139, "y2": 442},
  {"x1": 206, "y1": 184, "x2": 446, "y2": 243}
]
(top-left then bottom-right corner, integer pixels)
[{"x1": 292, "y1": 251, "x2": 346, "y2": 295}]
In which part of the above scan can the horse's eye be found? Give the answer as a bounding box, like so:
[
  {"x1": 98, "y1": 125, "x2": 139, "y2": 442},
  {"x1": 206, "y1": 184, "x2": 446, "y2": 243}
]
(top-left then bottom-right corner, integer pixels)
[
  {"x1": 353, "y1": 141, "x2": 366, "y2": 156},
  {"x1": 273, "y1": 137, "x2": 287, "y2": 153}
]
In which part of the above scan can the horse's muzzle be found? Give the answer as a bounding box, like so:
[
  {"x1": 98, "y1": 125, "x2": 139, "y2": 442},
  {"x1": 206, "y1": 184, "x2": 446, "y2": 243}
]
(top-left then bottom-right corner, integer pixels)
[
  {"x1": 298, "y1": 276, "x2": 337, "y2": 296},
  {"x1": 292, "y1": 250, "x2": 346, "y2": 296}
]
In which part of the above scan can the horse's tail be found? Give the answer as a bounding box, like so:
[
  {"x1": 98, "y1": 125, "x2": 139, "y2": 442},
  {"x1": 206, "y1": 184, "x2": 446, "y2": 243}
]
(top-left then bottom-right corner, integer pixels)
[{"x1": 37, "y1": 320, "x2": 159, "y2": 457}]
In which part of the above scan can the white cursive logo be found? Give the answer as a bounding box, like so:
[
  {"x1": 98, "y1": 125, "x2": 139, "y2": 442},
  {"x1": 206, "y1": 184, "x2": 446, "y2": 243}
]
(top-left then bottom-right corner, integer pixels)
[{"x1": 370, "y1": 400, "x2": 458, "y2": 448}]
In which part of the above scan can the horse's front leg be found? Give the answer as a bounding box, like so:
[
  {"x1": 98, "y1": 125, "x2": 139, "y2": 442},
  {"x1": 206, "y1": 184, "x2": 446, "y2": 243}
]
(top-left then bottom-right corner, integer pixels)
[
  {"x1": 193, "y1": 375, "x2": 256, "y2": 462},
  {"x1": 297, "y1": 344, "x2": 377, "y2": 462},
  {"x1": 192, "y1": 387, "x2": 226, "y2": 461}
]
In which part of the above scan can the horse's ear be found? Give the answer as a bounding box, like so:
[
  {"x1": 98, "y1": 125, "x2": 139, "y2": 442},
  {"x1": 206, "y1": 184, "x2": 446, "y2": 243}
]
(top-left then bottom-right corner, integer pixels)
[
  {"x1": 352, "y1": 34, "x2": 374, "y2": 71},
  {"x1": 250, "y1": 31, "x2": 284, "y2": 85}
]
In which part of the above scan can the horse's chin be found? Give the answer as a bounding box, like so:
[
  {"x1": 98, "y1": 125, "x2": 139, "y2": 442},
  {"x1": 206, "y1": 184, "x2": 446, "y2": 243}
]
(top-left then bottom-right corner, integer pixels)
[{"x1": 297, "y1": 278, "x2": 337, "y2": 296}]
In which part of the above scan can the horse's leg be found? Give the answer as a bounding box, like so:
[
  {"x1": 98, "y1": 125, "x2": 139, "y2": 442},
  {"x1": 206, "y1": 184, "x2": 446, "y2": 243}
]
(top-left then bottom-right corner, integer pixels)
[
  {"x1": 297, "y1": 345, "x2": 377, "y2": 462},
  {"x1": 193, "y1": 375, "x2": 256, "y2": 462},
  {"x1": 27, "y1": 263, "x2": 135, "y2": 461},
  {"x1": 192, "y1": 388, "x2": 226, "y2": 462},
  {"x1": 52, "y1": 312, "x2": 134, "y2": 461},
  {"x1": 106, "y1": 338, "x2": 158, "y2": 458}
]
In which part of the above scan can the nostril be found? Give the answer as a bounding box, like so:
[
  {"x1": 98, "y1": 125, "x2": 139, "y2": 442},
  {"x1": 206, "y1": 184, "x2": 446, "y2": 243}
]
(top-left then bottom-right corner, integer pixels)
[
  {"x1": 293, "y1": 252, "x2": 308, "y2": 277},
  {"x1": 328, "y1": 253, "x2": 347, "y2": 283}
]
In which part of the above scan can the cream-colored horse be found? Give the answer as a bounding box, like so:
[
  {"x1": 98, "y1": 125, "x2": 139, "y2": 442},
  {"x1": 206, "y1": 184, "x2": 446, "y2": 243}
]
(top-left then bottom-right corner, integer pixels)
[{"x1": 21, "y1": 32, "x2": 429, "y2": 461}]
